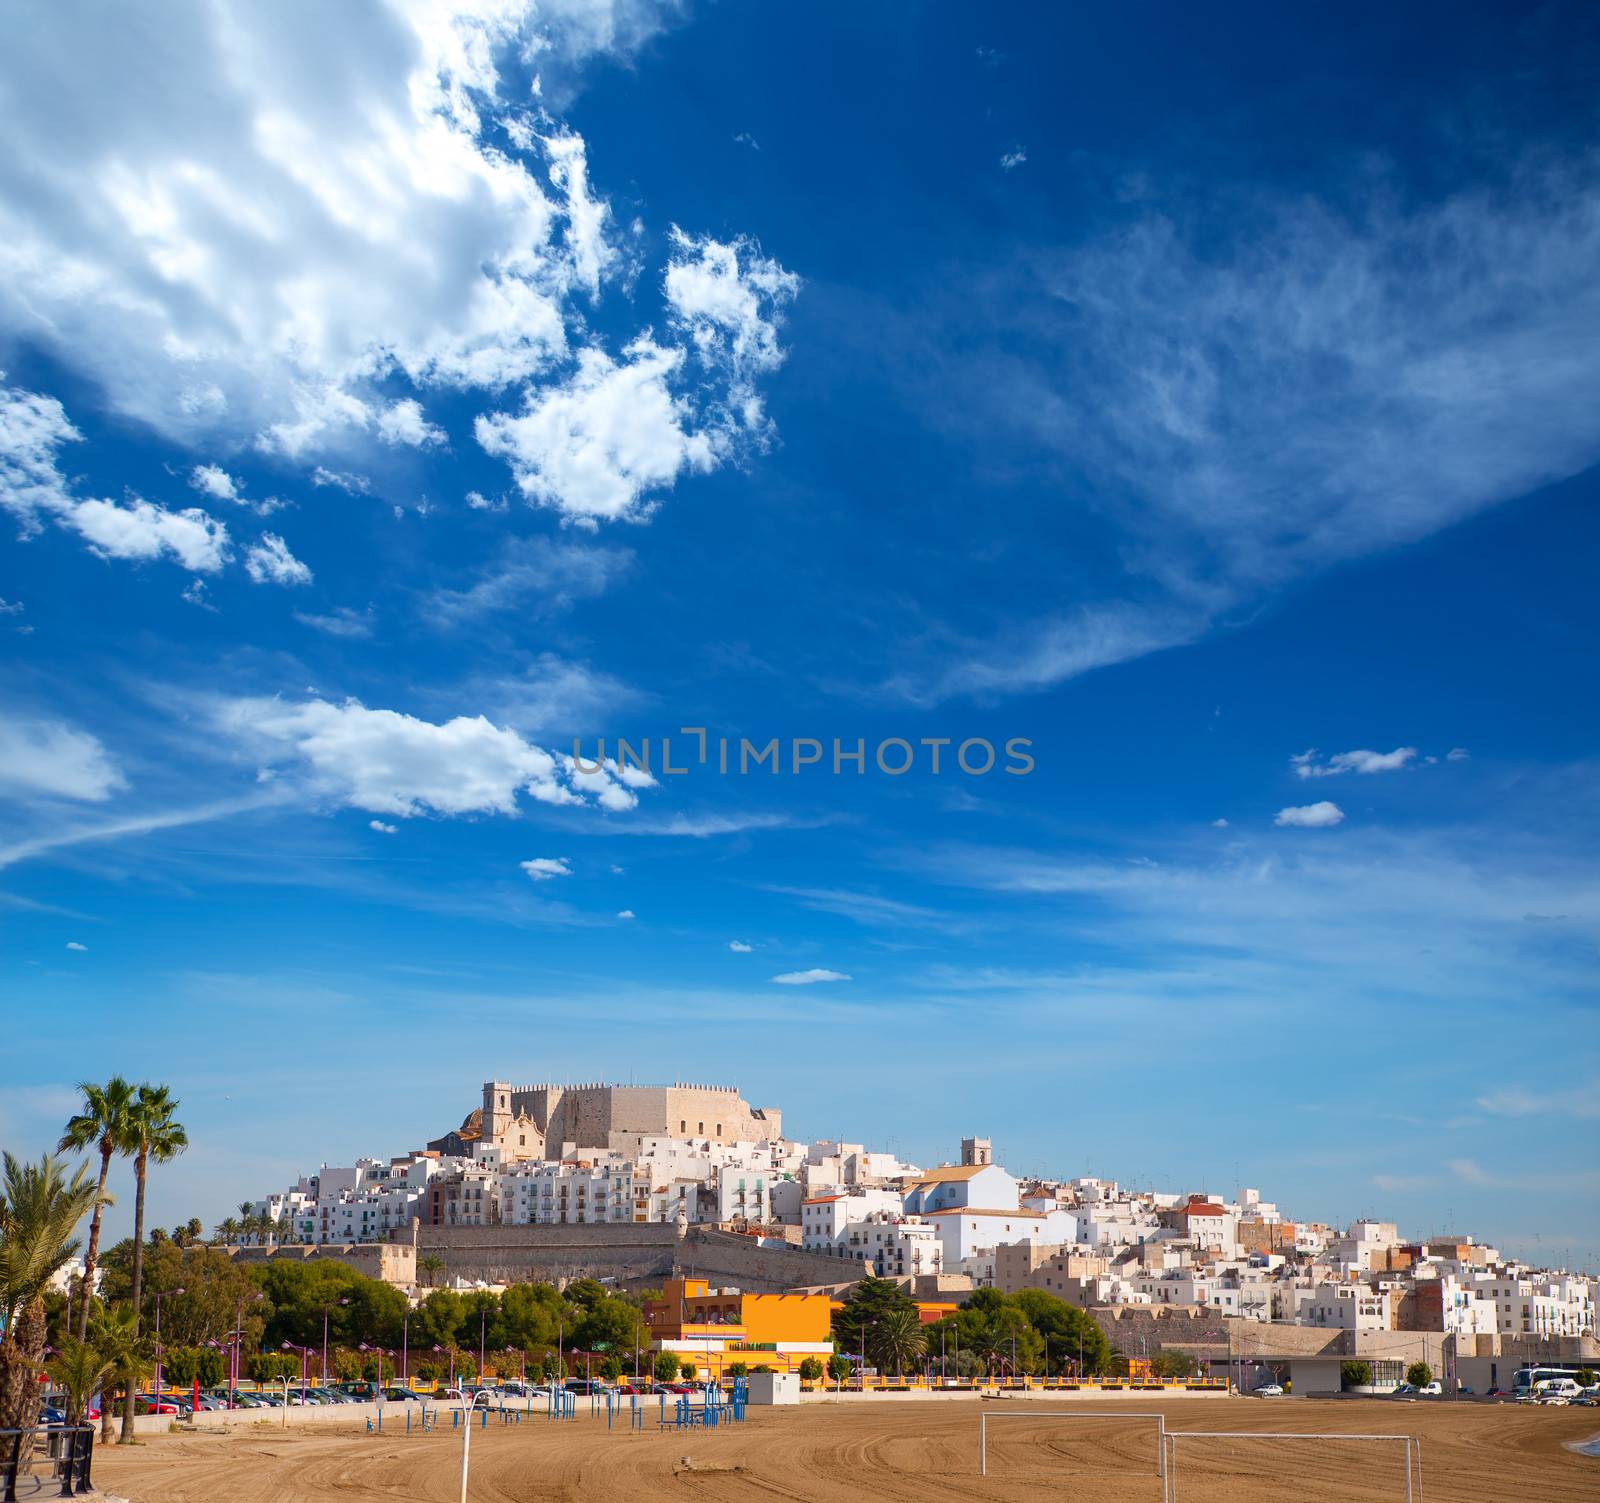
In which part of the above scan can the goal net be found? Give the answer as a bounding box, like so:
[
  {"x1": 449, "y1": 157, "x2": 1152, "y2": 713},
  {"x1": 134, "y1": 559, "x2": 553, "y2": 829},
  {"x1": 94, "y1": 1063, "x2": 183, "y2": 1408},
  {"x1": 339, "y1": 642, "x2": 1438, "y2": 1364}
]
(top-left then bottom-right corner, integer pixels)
[
  {"x1": 979, "y1": 1410, "x2": 1168, "y2": 1500},
  {"x1": 1165, "y1": 1431, "x2": 1419, "y2": 1503}
]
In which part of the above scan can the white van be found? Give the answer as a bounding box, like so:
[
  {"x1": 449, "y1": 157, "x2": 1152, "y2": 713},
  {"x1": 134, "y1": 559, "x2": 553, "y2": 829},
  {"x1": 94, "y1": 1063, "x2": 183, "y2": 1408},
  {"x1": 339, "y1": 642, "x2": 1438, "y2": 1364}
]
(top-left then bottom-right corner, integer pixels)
[{"x1": 1536, "y1": 1377, "x2": 1581, "y2": 1403}]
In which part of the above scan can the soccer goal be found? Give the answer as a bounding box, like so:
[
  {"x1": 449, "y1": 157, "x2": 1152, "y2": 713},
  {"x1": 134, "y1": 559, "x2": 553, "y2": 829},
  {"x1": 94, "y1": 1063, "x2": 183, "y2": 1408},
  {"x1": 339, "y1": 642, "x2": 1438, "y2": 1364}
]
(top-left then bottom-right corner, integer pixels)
[
  {"x1": 979, "y1": 1410, "x2": 1168, "y2": 1498},
  {"x1": 1164, "y1": 1430, "x2": 1421, "y2": 1503}
]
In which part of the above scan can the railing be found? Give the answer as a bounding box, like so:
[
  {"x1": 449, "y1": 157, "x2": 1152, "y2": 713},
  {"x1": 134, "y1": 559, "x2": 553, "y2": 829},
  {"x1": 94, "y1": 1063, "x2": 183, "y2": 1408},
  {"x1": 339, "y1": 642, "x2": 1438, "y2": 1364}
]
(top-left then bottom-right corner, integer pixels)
[
  {"x1": 0, "y1": 1425, "x2": 93, "y2": 1501},
  {"x1": 802, "y1": 1374, "x2": 1229, "y2": 1393}
]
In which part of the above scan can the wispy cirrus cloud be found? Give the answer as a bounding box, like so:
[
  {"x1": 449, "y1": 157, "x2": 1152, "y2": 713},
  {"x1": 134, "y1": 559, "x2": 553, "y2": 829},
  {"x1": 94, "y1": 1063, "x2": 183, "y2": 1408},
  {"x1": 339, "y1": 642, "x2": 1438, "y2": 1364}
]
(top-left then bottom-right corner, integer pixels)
[{"x1": 881, "y1": 157, "x2": 1600, "y2": 702}]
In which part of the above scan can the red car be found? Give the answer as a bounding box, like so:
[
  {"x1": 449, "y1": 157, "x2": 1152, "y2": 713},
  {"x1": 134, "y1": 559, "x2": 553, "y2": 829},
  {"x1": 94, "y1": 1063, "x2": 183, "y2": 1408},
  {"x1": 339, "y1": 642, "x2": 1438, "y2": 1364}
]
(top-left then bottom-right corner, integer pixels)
[{"x1": 134, "y1": 1394, "x2": 180, "y2": 1415}]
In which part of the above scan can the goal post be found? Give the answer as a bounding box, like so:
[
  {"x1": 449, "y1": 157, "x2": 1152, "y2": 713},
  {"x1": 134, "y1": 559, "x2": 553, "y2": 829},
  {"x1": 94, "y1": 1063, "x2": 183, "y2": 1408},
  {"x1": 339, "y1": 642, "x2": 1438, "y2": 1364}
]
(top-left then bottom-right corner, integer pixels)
[
  {"x1": 979, "y1": 1410, "x2": 1168, "y2": 1497},
  {"x1": 1164, "y1": 1430, "x2": 1419, "y2": 1503}
]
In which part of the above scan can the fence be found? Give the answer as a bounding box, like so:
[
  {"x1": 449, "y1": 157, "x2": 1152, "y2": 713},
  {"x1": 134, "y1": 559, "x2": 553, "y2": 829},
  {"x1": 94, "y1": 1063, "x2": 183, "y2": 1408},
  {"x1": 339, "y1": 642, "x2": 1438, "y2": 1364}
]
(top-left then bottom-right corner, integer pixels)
[{"x1": 1, "y1": 1425, "x2": 94, "y2": 1501}]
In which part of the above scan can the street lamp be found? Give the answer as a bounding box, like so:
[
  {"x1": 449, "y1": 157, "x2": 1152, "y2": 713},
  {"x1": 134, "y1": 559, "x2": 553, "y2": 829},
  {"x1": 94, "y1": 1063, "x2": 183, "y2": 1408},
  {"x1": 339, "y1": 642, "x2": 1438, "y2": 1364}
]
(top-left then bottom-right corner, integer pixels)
[
  {"x1": 458, "y1": 1388, "x2": 493, "y2": 1503},
  {"x1": 229, "y1": 1291, "x2": 263, "y2": 1409},
  {"x1": 152, "y1": 1287, "x2": 185, "y2": 1399},
  {"x1": 321, "y1": 1297, "x2": 349, "y2": 1386}
]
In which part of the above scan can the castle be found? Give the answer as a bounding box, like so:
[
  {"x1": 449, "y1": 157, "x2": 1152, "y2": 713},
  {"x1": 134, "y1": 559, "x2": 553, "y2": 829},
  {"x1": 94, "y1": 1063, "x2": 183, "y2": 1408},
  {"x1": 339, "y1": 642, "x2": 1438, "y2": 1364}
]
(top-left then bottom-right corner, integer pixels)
[{"x1": 427, "y1": 1078, "x2": 783, "y2": 1162}]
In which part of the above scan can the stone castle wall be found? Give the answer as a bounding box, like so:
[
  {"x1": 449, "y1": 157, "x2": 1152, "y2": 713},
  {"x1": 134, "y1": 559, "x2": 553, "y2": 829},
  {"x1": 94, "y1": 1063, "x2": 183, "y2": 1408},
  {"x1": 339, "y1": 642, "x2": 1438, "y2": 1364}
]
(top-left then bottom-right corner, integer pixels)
[{"x1": 415, "y1": 1223, "x2": 845, "y2": 1293}]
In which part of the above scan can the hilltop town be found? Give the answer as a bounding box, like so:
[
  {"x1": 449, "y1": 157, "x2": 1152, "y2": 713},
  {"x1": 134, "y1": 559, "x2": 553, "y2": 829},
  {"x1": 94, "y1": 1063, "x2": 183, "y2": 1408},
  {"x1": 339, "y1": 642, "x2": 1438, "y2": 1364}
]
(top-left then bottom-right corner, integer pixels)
[{"x1": 234, "y1": 1076, "x2": 1597, "y2": 1394}]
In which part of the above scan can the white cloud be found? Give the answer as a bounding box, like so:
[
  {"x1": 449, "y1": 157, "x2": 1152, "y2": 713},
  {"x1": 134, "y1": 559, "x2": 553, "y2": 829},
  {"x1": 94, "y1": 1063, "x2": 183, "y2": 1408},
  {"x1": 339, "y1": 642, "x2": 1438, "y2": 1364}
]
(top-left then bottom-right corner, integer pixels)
[
  {"x1": 771, "y1": 968, "x2": 851, "y2": 985},
  {"x1": 0, "y1": 4, "x2": 641, "y2": 451},
  {"x1": 0, "y1": 598, "x2": 20, "y2": 615},
  {"x1": 520, "y1": 856, "x2": 572, "y2": 880},
  {"x1": 562, "y1": 751, "x2": 656, "y2": 811},
  {"x1": 190, "y1": 464, "x2": 241, "y2": 503},
  {"x1": 1, "y1": 377, "x2": 231, "y2": 571},
  {"x1": 1447, "y1": 747, "x2": 1470, "y2": 762},
  {"x1": 0, "y1": 717, "x2": 127, "y2": 802},
  {"x1": 1274, "y1": 801, "x2": 1345, "y2": 828},
  {"x1": 1475, "y1": 1084, "x2": 1599, "y2": 1120},
  {"x1": 616, "y1": 908, "x2": 635, "y2": 919},
  {"x1": 476, "y1": 339, "x2": 711, "y2": 523},
  {"x1": 1000, "y1": 148, "x2": 1027, "y2": 172},
  {"x1": 65, "y1": 941, "x2": 87, "y2": 952},
  {"x1": 294, "y1": 606, "x2": 373, "y2": 638},
  {"x1": 728, "y1": 940, "x2": 753, "y2": 952},
  {"x1": 900, "y1": 157, "x2": 1600, "y2": 701},
  {"x1": 429, "y1": 536, "x2": 630, "y2": 623},
  {"x1": 663, "y1": 228, "x2": 799, "y2": 424},
  {"x1": 369, "y1": 819, "x2": 398, "y2": 835},
  {"x1": 1293, "y1": 747, "x2": 1417, "y2": 779},
  {"x1": 217, "y1": 693, "x2": 650, "y2": 819},
  {"x1": 376, "y1": 398, "x2": 447, "y2": 449},
  {"x1": 244, "y1": 533, "x2": 313, "y2": 586},
  {"x1": 1211, "y1": 818, "x2": 1229, "y2": 829},
  {"x1": 311, "y1": 468, "x2": 371, "y2": 495},
  {"x1": 0, "y1": 0, "x2": 790, "y2": 530}
]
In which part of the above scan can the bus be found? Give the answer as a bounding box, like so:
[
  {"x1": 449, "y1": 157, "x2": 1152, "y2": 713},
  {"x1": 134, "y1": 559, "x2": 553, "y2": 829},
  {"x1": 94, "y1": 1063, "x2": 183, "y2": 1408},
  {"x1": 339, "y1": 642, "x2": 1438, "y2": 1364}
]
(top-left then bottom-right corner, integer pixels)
[{"x1": 1512, "y1": 1364, "x2": 1589, "y2": 1398}]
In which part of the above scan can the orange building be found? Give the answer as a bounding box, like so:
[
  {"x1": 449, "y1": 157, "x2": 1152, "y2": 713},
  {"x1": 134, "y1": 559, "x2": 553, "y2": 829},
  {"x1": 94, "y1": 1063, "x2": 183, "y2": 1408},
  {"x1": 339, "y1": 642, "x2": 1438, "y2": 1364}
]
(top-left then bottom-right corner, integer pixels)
[{"x1": 644, "y1": 1278, "x2": 834, "y2": 1376}]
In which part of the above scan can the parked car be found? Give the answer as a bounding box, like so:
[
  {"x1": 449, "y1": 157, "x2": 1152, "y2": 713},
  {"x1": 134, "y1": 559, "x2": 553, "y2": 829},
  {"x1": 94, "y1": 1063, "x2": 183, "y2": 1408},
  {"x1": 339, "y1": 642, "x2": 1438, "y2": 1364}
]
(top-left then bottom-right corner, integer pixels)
[
  {"x1": 436, "y1": 1387, "x2": 468, "y2": 1402},
  {"x1": 1253, "y1": 1382, "x2": 1284, "y2": 1398},
  {"x1": 383, "y1": 1387, "x2": 423, "y2": 1402},
  {"x1": 1486, "y1": 1386, "x2": 1508, "y2": 1398},
  {"x1": 1418, "y1": 1381, "x2": 1443, "y2": 1397},
  {"x1": 563, "y1": 1379, "x2": 605, "y2": 1396}
]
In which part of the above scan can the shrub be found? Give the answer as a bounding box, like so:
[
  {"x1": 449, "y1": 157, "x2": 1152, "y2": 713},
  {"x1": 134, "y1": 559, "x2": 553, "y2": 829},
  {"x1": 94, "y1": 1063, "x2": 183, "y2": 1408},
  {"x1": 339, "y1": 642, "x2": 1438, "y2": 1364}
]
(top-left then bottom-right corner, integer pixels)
[
  {"x1": 1405, "y1": 1362, "x2": 1433, "y2": 1389},
  {"x1": 1340, "y1": 1361, "x2": 1373, "y2": 1390},
  {"x1": 797, "y1": 1357, "x2": 824, "y2": 1383},
  {"x1": 653, "y1": 1352, "x2": 680, "y2": 1382},
  {"x1": 826, "y1": 1354, "x2": 853, "y2": 1385},
  {"x1": 725, "y1": 1362, "x2": 748, "y2": 1378},
  {"x1": 679, "y1": 1362, "x2": 697, "y2": 1382}
]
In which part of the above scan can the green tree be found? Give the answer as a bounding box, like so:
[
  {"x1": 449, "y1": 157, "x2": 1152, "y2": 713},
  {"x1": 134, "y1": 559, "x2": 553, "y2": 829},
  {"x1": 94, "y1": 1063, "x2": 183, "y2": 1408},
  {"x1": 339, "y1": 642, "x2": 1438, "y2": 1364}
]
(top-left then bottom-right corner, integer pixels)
[
  {"x1": 679, "y1": 1361, "x2": 697, "y2": 1382},
  {"x1": 600, "y1": 1354, "x2": 624, "y2": 1381},
  {"x1": 832, "y1": 1276, "x2": 921, "y2": 1371},
  {"x1": 417, "y1": 1253, "x2": 444, "y2": 1288},
  {"x1": 1405, "y1": 1362, "x2": 1433, "y2": 1388},
  {"x1": 826, "y1": 1353, "x2": 852, "y2": 1386},
  {"x1": 163, "y1": 1345, "x2": 224, "y2": 1388},
  {"x1": 249, "y1": 1351, "x2": 299, "y2": 1384},
  {"x1": 46, "y1": 1336, "x2": 115, "y2": 1426},
  {"x1": 870, "y1": 1305, "x2": 927, "y2": 1378},
  {"x1": 797, "y1": 1357, "x2": 823, "y2": 1384},
  {"x1": 57, "y1": 1076, "x2": 137, "y2": 1342},
  {"x1": 725, "y1": 1361, "x2": 748, "y2": 1378},
  {"x1": 90, "y1": 1303, "x2": 150, "y2": 1446},
  {"x1": 0, "y1": 1152, "x2": 101, "y2": 1435},
  {"x1": 570, "y1": 1292, "x2": 644, "y2": 1359},
  {"x1": 121, "y1": 1084, "x2": 187, "y2": 1442},
  {"x1": 1340, "y1": 1360, "x2": 1373, "y2": 1390},
  {"x1": 1150, "y1": 1348, "x2": 1198, "y2": 1380},
  {"x1": 1575, "y1": 1368, "x2": 1596, "y2": 1389}
]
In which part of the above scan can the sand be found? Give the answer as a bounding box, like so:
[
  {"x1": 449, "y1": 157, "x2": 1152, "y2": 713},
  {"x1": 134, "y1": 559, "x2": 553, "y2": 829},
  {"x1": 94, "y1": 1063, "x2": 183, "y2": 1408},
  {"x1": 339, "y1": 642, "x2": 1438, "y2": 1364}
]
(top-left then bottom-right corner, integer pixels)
[{"x1": 94, "y1": 1396, "x2": 1600, "y2": 1502}]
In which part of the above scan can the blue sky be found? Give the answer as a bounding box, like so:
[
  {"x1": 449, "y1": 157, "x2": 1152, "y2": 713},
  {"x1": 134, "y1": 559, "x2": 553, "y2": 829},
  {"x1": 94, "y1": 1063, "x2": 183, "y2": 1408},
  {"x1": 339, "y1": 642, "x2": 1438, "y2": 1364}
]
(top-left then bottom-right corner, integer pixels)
[{"x1": 1, "y1": 1, "x2": 1596, "y2": 1267}]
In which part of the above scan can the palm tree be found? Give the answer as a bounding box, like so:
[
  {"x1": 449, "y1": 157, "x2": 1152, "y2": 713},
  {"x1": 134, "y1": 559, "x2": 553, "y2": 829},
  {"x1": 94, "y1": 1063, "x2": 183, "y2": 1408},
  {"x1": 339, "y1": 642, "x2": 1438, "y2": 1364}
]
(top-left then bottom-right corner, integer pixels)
[
  {"x1": 121, "y1": 1084, "x2": 188, "y2": 1442},
  {"x1": 57, "y1": 1076, "x2": 137, "y2": 1342},
  {"x1": 46, "y1": 1336, "x2": 115, "y2": 1426},
  {"x1": 0, "y1": 1152, "x2": 100, "y2": 1434},
  {"x1": 869, "y1": 1305, "x2": 927, "y2": 1381},
  {"x1": 91, "y1": 1304, "x2": 148, "y2": 1446},
  {"x1": 418, "y1": 1254, "x2": 444, "y2": 1289}
]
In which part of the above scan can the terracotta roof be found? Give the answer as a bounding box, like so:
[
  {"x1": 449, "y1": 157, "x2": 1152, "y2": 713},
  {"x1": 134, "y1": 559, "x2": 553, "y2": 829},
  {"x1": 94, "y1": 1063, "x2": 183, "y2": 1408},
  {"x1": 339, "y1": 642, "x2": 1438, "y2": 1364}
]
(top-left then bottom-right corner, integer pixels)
[
  {"x1": 909, "y1": 1165, "x2": 990, "y2": 1187},
  {"x1": 803, "y1": 1195, "x2": 845, "y2": 1204},
  {"x1": 921, "y1": 1207, "x2": 1042, "y2": 1218}
]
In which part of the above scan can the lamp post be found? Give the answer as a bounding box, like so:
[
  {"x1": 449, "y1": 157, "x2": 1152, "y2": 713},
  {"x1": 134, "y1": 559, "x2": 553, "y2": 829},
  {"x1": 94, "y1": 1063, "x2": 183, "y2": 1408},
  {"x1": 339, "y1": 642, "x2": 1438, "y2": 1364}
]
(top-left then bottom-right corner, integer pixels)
[
  {"x1": 402, "y1": 1308, "x2": 409, "y2": 1386},
  {"x1": 458, "y1": 1388, "x2": 492, "y2": 1503},
  {"x1": 321, "y1": 1297, "x2": 349, "y2": 1386},
  {"x1": 152, "y1": 1287, "x2": 185, "y2": 1399},
  {"x1": 229, "y1": 1292, "x2": 263, "y2": 1409},
  {"x1": 478, "y1": 1307, "x2": 487, "y2": 1384}
]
